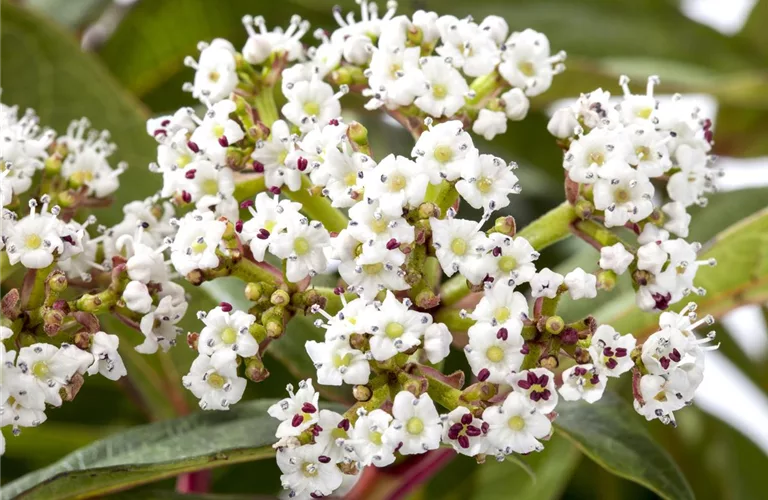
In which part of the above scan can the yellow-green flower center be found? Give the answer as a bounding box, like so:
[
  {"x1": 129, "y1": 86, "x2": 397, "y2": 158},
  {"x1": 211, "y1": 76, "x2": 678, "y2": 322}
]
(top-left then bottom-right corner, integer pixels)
[
  {"x1": 362, "y1": 263, "x2": 383, "y2": 275},
  {"x1": 293, "y1": 237, "x2": 310, "y2": 256},
  {"x1": 344, "y1": 172, "x2": 358, "y2": 187},
  {"x1": 406, "y1": 416, "x2": 424, "y2": 435},
  {"x1": 434, "y1": 145, "x2": 453, "y2": 164},
  {"x1": 177, "y1": 154, "x2": 192, "y2": 168},
  {"x1": 202, "y1": 178, "x2": 219, "y2": 195},
  {"x1": 432, "y1": 83, "x2": 448, "y2": 99},
  {"x1": 494, "y1": 307, "x2": 510, "y2": 323},
  {"x1": 207, "y1": 372, "x2": 226, "y2": 389},
  {"x1": 221, "y1": 327, "x2": 237, "y2": 344},
  {"x1": 636, "y1": 107, "x2": 653, "y2": 119},
  {"x1": 635, "y1": 146, "x2": 651, "y2": 160},
  {"x1": 303, "y1": 101, "x2": 320, "y2": 116},
  {"x1": 476, "y1": 177, "x2": 493, "y2": 194},
  {"x1": 213, "y1": 124, "x2": 225, "y2": 138},
  {"x1": 25, "y1": 234, "x2": 42, "y2": 250},
  {"x1": 498, "y1": 255, "x2": 518, "y2": 272},
  {"x1": 191, "y1": 240, "x2": 208, "y2": 254},
  {"x1": 208, "y1": 71, "x2": 220, "y2": 83},
  {"x1": 389, "y1": 174, "x2": 407, "y2": 192},
  {"x1": 332, "y1": 352, "x2": 353, "y2": 368},
  {"x1": 508, "y1": 415, "x2": 526, "y2": 431},
  {"x1": 518, "y1": 61, "x2": 535, "y2": 77},
  {"x1": 302, "y1": 462, "x2": 319, "y2": 477},
  {"x1": 486, "y1": 346, "x2": 505, "y2": 363},
  {"x1": 385, "y1": 322, "x2": 404, "y2": 339},
  {"x1": 370, "y1": 218, "x2": 388, "y2": 234},
  {"x1": 32, "y1": 361, "x2": 50, "y2": 379},
  {"x1": 588, "y1": 151, "x2": 605, "y2": 166},
  {"x1": 369, "y1": 430, "x2": 383, "y2": 445},
  {"x1": 614, "y1": 188, "x2": 631, "y2": 204},
  {"x1": 450, "y1": 238, "x2": 467, "y2": 256}
]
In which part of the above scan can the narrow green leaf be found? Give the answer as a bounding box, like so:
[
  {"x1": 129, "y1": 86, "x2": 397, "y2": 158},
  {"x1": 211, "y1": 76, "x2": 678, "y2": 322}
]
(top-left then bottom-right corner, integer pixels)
[
  {"x1": 555, "y1": 391, "x2": 694, "y2": 500},
  {"x1": 1, "y1": 400, "x2": 294, "y2": 500}
]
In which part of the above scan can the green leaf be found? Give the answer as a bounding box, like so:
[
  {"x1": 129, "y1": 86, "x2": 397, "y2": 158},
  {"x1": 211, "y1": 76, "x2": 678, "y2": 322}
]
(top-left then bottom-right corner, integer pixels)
[
  {"x1": 740, "y1": 0, "x2": 768, "y2": 60},
  {"x1": 1, "y1": 400, "x2": 289, "y2": 500},
  {"x1": 555, "y1": 391, "x2": 694, "y2": 500},
  {"x1": 599, "y1": 207, "x2": 768, "y2": 337},
  {"x1": 0, "y1": 1, "x2": 160, "y2": 227}
]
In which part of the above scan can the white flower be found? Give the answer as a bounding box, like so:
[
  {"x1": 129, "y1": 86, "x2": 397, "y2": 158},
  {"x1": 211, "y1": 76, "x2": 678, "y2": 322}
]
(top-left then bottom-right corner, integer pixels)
[
  {"x1": 305, "y1": 337, "x2": 370, "y2": 386},
  {"x1": 383, "y1": 391, "x2": 442, "y2": 455},
  {"x1": 240, "y1": 193, "x2": 303, "y2": 261},
  {"x1": 136, "y1": 295, "x2": 187, "y2": 354},
  {"x1": 189, "y1": 100, "x2": 244, "y2": 162},
  {"x1": 170, "y1": 210, "x2": 226, "y2": 276},
  {"x1": 186, "y1": 39, "x2": 238, "y2": 103},
  {"x1": 588, "y1": 325, "x2": 636, "y2": 377},
  {"x1": 87, "y1": 332, "x2": 127, "y2": 381},
  {"x1": 564, "y1": 268, "x2": 597, "y2": 300},
  {"x1": 277, "y1": 443, "x2": 343, "y2": 498},
  {"x1": 334, "y1": 236, "x2": 409, "y2": 300},
  {"x1": 364, "y1": 46, "x2": 425, "y2": 110},
  {"x1": 59, "y1": 120, "x2": 123, "y2": 198},
  {"x1": 312, "y1": 410, "x2": 357, "y2": 463},
  {"x1": 182, "y1": 350, "x2": 246, "y2": 410},
  {"x1": 507, "y1": 368, "x2": 558, "y2": 414},
  {"x1": 320, "y1": 147, "x2": 373, "y2": 207},
  {"x1": 470, "y1": 281, "x2": 529, "y2": 327},
  {"x1": 529, "y1": 268, "x2": 564, "y2": 299},
  {"x1": 423, "y1": 323, "x2": 452, "y2": 364},
  {"x1": 482, "y1": 392, "x2": 551, "y2": 455},
  {"x1": 251, "y1": 120, "x2": 302, "y2": 192},
  {"x1": 54, "y1": 343, "x2": 94, "y2": 375},
  {"x1": 430, "y1": 217, "x2": 491, "y2": 285},
  {"x1": 268, "y1": 379, "x2": 320, "y2": 438},
  {"x1": 351, "y1": 409, "x2": 396, "y2": 467},
  {"x1": 269, "y1": 216, "x2": 330, "y2": 282},
  {"x1": 282, "y1": 79, "x2": 345, "y2": 132},
  {"x1": 123, "y1": 280, "x2": 153, "y2": 314},
  {"x1": 198, "y1": 307, "x2": 258, "y2": 358},
  {"x1": 627, "y1": 122, "x2": 672, "y2": 178},
  {"x1": 465, "y1": 322, "x2": 524, "y2": 384},
  {"x1": 5, "y1": 201, "x2": 64, "y2": 269},
  {"x1": 479, "y1": 15, "x2": 508, "y2": 44},
  {"x1": 366, "y1": 291, "x2": 431, "y2": 361},
  {"x1": 347, "y1": 201, "x2": 414, "y2": 248},
  {"x1": 487, "y1": 234, "x2": 539, "y2": 285},
  {"x1": 564, "y1": 128, "x2": 633, "y2": 184},
  {"x1": 414, "y1": 57, "x2": 469, "y2": 117},
  {"x1": 498, "y1": 29, "x2": 562, "y2": 96},
  {"x1": 363, "y1": 154, "x2": 429, "y2": 215},
  {"x1": 667, "y1": 144, "x2": 714, "y2": 207},
  {"x1": 547, "y1": 107, "x2": 579, "y2": 139},
  {"x1": 436, "y1": 16, "x2": 500, "y2": 77},
  {"x1": 593, "y1": 168, "x2": 654, "y2": 227},
  {"x1": 599, "y1": 243, "x2": 634, "y2": 275},
  {"x1": 633, "y1": 369, "x2": 693, "y2": 425},
  {"x1": 574, "y1": 88, "x2": 619, "y2": 129},
  {"x1": 412, "y1": 121, "x2": 479, "y2": 184},
  {"x1": 661, "y1": 202, "x2": 691, "y2": 238},
  {"x1": 456, "y1": 154, "x2": 520, "y2": 211},
  {"x1": 16, "y1": 344, "x2": 81, "y2": 406},
  {"x1": 617, "y1": 75, "x2": 660, "y2": 125},
  {"x1": 473, "y1": 109, "x2": 507, "y2": 141},
  {"x1": 296, "y1": 119, "x2": 348, "y2": 186},
  {"x1": 501, "y1": 88, "x2": 530, "y2": 121},
  {"x1": 442, "y1": 406, "x2": 489, "y2": 456},
  {"x1": 642, "y1": 327, "x2": 689, "y2": 375},
  {"x1": 183, "y1": 161, "x2": 235, "y2": 213},
  {"x1": 146, "y1": 107, "x2": 197, "y2": 139},
  {"x1": 126, "y1": 242, "x2": 168, "y2": 284},
  {"x1": 559, "y1": 364, "x2": 606, "y2": 403}
]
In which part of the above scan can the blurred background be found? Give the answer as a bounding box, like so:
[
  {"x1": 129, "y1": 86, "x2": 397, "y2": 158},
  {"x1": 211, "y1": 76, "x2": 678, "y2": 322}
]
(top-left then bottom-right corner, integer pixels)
[{"x1": 1, "y1": 0, "x2": 767, "y2": 498}]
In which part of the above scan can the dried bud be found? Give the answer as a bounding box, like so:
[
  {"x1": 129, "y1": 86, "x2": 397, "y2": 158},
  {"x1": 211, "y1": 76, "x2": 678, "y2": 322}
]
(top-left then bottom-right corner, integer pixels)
[
  {"x1": 560, "y1": 327, "x2": 579, "y2": 345},
  {"x1": 539, "y1": 354, "x2": 559, "y2": 370},
  {"x1": 187, "y1": 332, "x2": 200, "y2": 350},
  {"x1": 1, "y1": 289, "x2": 21, "y2": 320},
  {"x1": 43, "y1": 309, "x2": 65, "y2": 336},
  {"x1": 61, "y1": 373, "x2": 85, "y2": 401},
  {"x1": 352, "y1": 384, "x2": 372, "y2": 402}
]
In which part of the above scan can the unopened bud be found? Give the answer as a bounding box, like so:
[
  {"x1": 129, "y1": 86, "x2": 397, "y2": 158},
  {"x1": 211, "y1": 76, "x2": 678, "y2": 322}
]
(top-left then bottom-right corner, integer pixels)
[
  {"x1": 596, "y1": 270, "x2": 617, "y2": 291},
  {"x1": 353, "y1": 384, "x2": 372, "y2": 402},
  {"x1": 347, "y1": 121, "x2": 369, "y2": 147},
  {"x1": 73, "y1": 330, "x2": 92, "y2": 350},
  {"x1": 48, "y1": 271, "x2": 68, "y2": 293},
  {"x1": 187, "y1": 332, "x2": 200, "y2": 350},
  {"x1": 270, "y1": 289, "x2": 290, "y2": 306},
  {"x1": 545, "y1": 315, "x2": 564, "y2": 335},
  {"x1": 43, "y1": 309, "x2": 65, "y2": 336},
  {"x1": 575, "y1": 199, "x2": 594, "y2": 220},
  {"x1": 560, "y1": 327, "x2": 579, "y2": 345},
  {"x1": 245, "y1": 356, "x2": 270, "y2": 383},
  {"x1": 493, "y1": 216, "x2": 516, "y2": 236},
  {"x1": 418, "y1": 202, "x2": 440, "y2": 219},
  {"x1": 539, "y1": 354, "x2": 559, "y2": 370},
  {"x1": 401, "y1": 375, "x2": 428, "y2": 396}
]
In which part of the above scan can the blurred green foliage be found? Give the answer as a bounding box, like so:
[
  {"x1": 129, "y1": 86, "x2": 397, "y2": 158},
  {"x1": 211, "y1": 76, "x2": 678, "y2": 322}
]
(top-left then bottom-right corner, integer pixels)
[{"x1": 2, "y1": 0, "x2": 768, "y2": 498}]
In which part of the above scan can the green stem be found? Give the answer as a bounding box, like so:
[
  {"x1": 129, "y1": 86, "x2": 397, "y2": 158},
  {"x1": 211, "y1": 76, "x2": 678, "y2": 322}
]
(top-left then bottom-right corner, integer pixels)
[
  {"x1": 252, "y1": 86, "x2": 280, "y2": 127},
  {"x1": 24, "y1": 264, "x2": 54, "y2": 310},
  {"x1": 0, "y1": 251, "x2": 15, "y2": 284},
  {"x1": 231, "y1": 258, "x2": 281, "y2": 286},
  {"x1": 307, "y1": 287, "x2": 357, "y2": 315},
  {"x1": 234, "y1": 176, "x2": 266, "y2": 201},
  {"x1": 571, "y1": 219, "x2": 622, "y2": 250},
  {"x1": 434, "y1": 308, "x2": 475, "y2": 331},
  {"x1": 426, "y1": 373, "x2": 465, "y2": 411},
  {"x1": 286, "y1": 176, "x2": 348, "y2": 233},
  {"x1": 521, "y1": 343, "x2": 543, "y2": 370},
  {"x1": 466, "y1": 71, "x2": 502, "y2": 107},
  {"x1": 440, "y1": 276, "x2": 471, "y2": 308}
]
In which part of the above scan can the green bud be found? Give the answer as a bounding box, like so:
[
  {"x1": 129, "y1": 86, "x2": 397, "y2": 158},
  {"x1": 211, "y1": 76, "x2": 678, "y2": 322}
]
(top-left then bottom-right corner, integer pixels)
[
  {"x1": 493, "y1": 216, "x2": 516, "y2": 236},
  {"x1": 545, "y1": 315, "x2": 565, "y2": 335},
  {"x1": 596, "y1": 269, "x2": 617, "y2": 291},
  {"x1": 575, "y1": 199, "x2": 594, "y2": 220},
  {"x1": 353, "y1": 384, "x2": 372, "y2": 402},
  {"x1": 347, "y1": 121, "x2": 369, "y2": 146},
  {"x1": 270, "y1": 289, "x2": 290, "y2": 306},
  {"x1": 245, "y1": 356, "x2": 270, "y2": 383}
]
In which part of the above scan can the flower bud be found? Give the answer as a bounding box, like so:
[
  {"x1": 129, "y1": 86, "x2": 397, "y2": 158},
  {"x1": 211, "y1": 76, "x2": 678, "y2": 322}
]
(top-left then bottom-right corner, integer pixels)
[
  {"x1": 545, "y1": 315, "x2": 564, "y2": 335},
  {"x1": 270, "y1": 289, "x2": 290, "y2": 306},
  {"x1": 574, "y1": 199, "x2": 594, "y2": 220},
  {"x1": 547, "y1": 107, "x2": 579, "y2": 139},
  {"x1": 560, "y1": 327, "x2": 579, "y2": 345},
  {"x1": 596, "y1": 269, "x2": 617, "y2": 291},
  {"x1": 187, "y1": 331, "x2": 199, "y2": 350},
  {"x1": 243, "y1": 34, "x2": 272, "y2": 65},
  {"x1": 43, "y1": 309, "x2": 65, "y2": 336},
  {"x1": 73, "y1": 330, "x2": 92, "y2": 350},
  {"x1": 493, "y1": 216, "x2": 516, "y2": 236},
  {"x1": 123, "y1": 280, "x2": 152, "y2": 314},
  {"x1": 353, "y1": 384, "x2": 372, "y2": 402},
  {"x1": 501, "y1": 88, "x2": 530, "y2": 121},
  {"x1": 342, "y1": 34, "x2": 372, "y2": 65},
  {"x1": 47, "y1": 271, "x2": 68, "y2": 293},
  {"x1": 347, "y1": 121, "x2": 369, "y2": 147},
  {"x1": 245, "y1": 355, "x2": 270, "y2": 383},
  {"x1": 539, "y1": 354, "x2": 559, "y2": 370}
]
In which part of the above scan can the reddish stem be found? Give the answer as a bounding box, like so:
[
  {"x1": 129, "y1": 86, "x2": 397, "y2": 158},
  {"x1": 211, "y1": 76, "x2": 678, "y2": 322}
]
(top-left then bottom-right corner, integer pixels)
[{"x1": 176, "y1": 470, "x2": 211, "y2": 494}]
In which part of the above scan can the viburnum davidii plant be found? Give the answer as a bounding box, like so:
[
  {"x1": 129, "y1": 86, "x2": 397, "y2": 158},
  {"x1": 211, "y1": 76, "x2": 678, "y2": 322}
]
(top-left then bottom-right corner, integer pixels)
[{"x1": 1, "y1": 1, "x2": 723, "y2": 496}]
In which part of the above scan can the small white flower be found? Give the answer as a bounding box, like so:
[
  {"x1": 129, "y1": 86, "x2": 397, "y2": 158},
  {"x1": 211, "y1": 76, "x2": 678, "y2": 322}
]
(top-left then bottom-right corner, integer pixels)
[
  {"x1": 189, "y1": 100, "x2": 244, "y2": 163},
  {"x1": 276, "y1": 443, "x2": 343, "y2": 499},
  {"x1": 465, "y1": 322, "x2": 524, "y2": 384},
  {"x1": 364, "y1": 46, "x2": 425, "y2": 110},
  {"x1": 593, "y1": 168, "x2": 654, "y2": 228},
  {"x1": 383, "y1": 391, "x2": 442, "y2": 455},
  {"x1": 305, "y1": 337, "x2": 370, "y2": 386},
  {"x1": 366, "y1": 291, "x2": 432, "y2": 361},
  {"x1": 501, "y1": 88, "x2": 530, "y2": 121},
  {"x1": 633, "y1": 369, "x2": 693, "y2": 425},
  {"x1": 87, "y1": 332, "x2": 127, "y2": 381},
  {"x1": 498, "y1": 29, "x2": 562, "y2": 96},
  {"x1": 313, "y1": 410, "x2": 357, "y2": 463},
  {"x1": 564, "y1": 128, "x2": 633, "y2": 184},
  {"x1": 482, "y1": 392, "x2": 551, "y2": 455},
  {"x1": 564, "y1": 268, "x2": 597, "y2": 300},
  {"x1": 667, "y1": 144, "x2": 714, "y2": 207},
  {"x1": 136, "y1": 295, "x2": 187, "y2": 354},
  {"x1": 321, "y1": 147, "x2": 373, "y2": 207},
  {"x1": 198, "y1": 307, "x2": 258, "y2": 358},
  {"x1": 558, "y1": 364, "x2": 607, "y2": 403},
  {"x1": 282, "y1": 79, "x2": 345, "y2": 132},
  {"x1": 187, "y1": 39, "x2": 238, "y2": 103},
  {"x1": 54, "y1": 343, "x2": 94, "y2": 375},
  {"x1": 456, "y1": 154, "x2": 520, "y2": 211},
  {"x1": 239, "y1": 193, "x2": 302, "y2": 261},
  {"x1": 627, "y1": 122, "x2": 672, "y2": 178},
  {"x1": 347, "y1": 201, "x2": 414, "y2": 248},
  {"x1": 436, "y1": 15, "x2": 500, "y2": 77},
  {"x1": 547, "y1": 107, "x2": 579, "y2": 139},
  {"x1": 5, "y1": 201, "x2": 64, "y2": 269},
  {"x1": 442, "y1": 406, "x2": 489, "y2": 456},
  {"x1": 252, "y1": 120, "x2": 302, "y2": 192},
  {"x1": 588, "y1": 325, "x2": 636, "y2": 377},
  {"x1": 363, "y1": 154, "x2": 429, "y2": 215},
  {"x1": 661, "y1": 202, "x2": 691, "y2": 238},
  {"x1": 507, "y1": 368, "x2": 558, "y2": 414},
  {"x1": 599, "y1": 242, "x2": 635, "y2": 275},
  {"x1": 269, "y1": 216, "x2": 330, "y2": 282},
  {"x1": 16, "y1": 344, "x2": 81, "y2": 407},
  {"x1": 334, "y1": 236, "x2": 409, "y2": 300},
  {"x1": 423, "y1": 323, "x2": 452, "y2": 364},
  {"x1": 430, "y1": 217, "x2": 491, "y2": 285},
  {"x1": 472, "y1": 109, "x2": 507, "y2": 141},
  {"x1": 412, "y1": 121, "x2": 479, "y2": 184},
  {"x1": 470, "y1": 281, "x2": 529, "y2": 327},
  {"x1": 414, "y1": 57, "x2": 469, "y2": 118},
  {"x1": 123, "y1": 280, "x2": 153, "y2": 314},
  {"x1": 268, "y1": 379, "x2": 320, "y2": 438},
  {"x1": 487, "y1": 233, "x2": 539, "y2": 285},
  {"x1": 170, "y1": 210, "x2": 226, "y2": 276},
  {"x1": 642, "y1": 327, "x2": 690, "y2": 375},
  {"x1": 351, "y1": 409, "x2": 396, "y2": 467},
  {"x1": 529, "y1": 268, "x2": 564, "y2": 299}
]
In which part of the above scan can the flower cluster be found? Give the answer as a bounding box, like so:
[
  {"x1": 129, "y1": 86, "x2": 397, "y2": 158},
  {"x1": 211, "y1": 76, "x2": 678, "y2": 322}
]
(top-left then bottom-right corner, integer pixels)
[
  {"x1": 2, "y1": 2, "x2": 723, "y2": 497},
  {"x1": 548, "y1": 76, "x2": 720, "y2": 311}
]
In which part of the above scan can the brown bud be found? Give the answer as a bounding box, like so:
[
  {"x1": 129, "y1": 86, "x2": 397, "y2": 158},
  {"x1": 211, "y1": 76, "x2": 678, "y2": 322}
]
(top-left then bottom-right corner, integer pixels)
[
  {"x1": 52, "y1": 299, "x2": 70, "y2": 314},
  {"x1": 186, "y1": 269, "x2": 205, "y2": 286},
  {"x1": 61, "y1": 373, "x2": 85, "y2": 401},
  {"x1": 414, "y1": 289, "x2": 440, "y2": 310},
  {"x1": 560, "y1": 327, "x2": 579, "y2": 345},
  {"x1": 574, "y1": 347, "x2": 591, "y2": 364},
  {"x1": 401, "y1": 375, "x2": 428, "y2": 396},
  {"x1": 73, "y1": 311, "x2": 100, "y2": 333},
  {"x1": 349, "y1": 333, "x2": 367, "y2": 351},
  {"x1": 187, "y1": 332, "x2": 200, "y2": 350},
  {"x1": 1, "y1": 289, "x2": 21, "y2": 319},
  {"x1": 43, "y1": 309, "x2": 65, "y2": 336}
]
